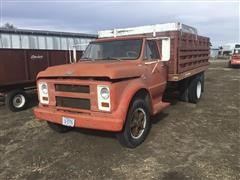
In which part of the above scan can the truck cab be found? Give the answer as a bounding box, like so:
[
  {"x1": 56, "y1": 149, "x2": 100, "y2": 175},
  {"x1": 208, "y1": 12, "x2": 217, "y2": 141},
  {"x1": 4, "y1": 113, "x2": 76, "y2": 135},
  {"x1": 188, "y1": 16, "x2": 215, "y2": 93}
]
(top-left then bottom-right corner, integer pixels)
[
  {"x1": 229, "y1": 48, "x2": 240, "y2": 68},
  {"x1": 34, "y1": 23, "x2": 210, "y2": 148}
]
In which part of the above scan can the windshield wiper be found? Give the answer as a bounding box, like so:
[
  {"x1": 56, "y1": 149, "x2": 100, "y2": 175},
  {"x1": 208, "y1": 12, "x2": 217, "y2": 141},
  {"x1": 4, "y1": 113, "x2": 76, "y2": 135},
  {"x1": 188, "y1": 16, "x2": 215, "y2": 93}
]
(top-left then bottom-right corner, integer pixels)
[
  {"x1": 104, "y1": 57, "x2": 121, "y2": 60},
  {"x1": 80, "y1": 57, "x2": 95, "y2": 61}
]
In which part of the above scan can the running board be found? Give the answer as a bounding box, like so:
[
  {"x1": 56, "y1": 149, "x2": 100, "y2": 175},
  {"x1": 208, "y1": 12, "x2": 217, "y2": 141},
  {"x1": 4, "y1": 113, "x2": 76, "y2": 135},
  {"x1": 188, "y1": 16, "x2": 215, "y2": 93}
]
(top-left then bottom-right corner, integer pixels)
[{"x1": 153, "y1": 101, "x2": 170, "y2": 114}]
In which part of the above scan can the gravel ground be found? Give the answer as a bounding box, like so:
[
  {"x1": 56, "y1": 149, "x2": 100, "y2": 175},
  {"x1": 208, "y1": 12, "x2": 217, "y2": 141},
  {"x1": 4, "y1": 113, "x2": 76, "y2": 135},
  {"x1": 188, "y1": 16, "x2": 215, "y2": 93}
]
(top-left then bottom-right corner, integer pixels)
[{"x1": 0, "y1": 60, "x2": 239, "y2": 180}]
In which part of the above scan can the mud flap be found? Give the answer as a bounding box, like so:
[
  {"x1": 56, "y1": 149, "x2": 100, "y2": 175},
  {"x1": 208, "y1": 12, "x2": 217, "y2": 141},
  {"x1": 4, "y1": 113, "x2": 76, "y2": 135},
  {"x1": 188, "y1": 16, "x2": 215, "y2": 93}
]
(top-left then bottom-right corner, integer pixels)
[{"x1": 179, "y1": 78, "x2": 189, "y2": 102}]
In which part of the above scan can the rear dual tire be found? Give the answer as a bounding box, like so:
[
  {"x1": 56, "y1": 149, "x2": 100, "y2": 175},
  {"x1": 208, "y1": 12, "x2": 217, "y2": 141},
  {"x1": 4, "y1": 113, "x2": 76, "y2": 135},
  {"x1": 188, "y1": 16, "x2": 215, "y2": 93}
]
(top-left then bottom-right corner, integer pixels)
[
  {"x1": 179, "y1": 74, "x2": 203, "y2": 103},
  {"x1": 188, "y1": 76, "x2": 202, "y2": 103}
]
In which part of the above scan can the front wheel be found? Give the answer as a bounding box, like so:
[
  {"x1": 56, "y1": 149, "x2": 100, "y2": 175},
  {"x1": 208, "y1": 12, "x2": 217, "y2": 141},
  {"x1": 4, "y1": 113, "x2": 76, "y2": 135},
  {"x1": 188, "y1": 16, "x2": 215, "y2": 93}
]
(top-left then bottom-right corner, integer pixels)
[{"x1": 116, "y1": 98, "x2": 151, "y2": 148}]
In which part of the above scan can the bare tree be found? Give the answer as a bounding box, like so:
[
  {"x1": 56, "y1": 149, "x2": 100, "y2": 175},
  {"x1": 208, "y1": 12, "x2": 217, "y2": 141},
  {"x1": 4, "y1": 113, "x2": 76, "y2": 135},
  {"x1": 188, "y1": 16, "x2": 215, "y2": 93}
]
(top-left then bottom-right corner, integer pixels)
[{"x1": 1, "y1": 23, "x2": 17, "y2": 29}]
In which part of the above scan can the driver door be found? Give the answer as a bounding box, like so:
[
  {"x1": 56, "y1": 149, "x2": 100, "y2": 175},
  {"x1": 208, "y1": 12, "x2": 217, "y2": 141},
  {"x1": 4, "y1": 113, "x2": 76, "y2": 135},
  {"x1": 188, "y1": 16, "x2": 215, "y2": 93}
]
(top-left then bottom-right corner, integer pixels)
[{"x1": 143, "y1": 40, "x2": 167, "y2": 104}]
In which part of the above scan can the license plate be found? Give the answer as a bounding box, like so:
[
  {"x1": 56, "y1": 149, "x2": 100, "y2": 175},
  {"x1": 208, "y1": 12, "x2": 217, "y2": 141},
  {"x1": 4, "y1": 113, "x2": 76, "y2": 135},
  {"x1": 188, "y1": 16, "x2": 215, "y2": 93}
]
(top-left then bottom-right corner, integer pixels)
[{"x1": 62, "y1": 117, "x2": 75, "y2": 127}]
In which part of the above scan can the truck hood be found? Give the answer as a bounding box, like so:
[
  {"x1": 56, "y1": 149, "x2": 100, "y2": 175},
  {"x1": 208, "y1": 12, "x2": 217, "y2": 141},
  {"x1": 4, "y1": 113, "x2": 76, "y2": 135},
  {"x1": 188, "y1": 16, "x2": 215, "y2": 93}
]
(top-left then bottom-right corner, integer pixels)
[{"x1": 38, "y1": 60, "x2": 144, "y2": 80}]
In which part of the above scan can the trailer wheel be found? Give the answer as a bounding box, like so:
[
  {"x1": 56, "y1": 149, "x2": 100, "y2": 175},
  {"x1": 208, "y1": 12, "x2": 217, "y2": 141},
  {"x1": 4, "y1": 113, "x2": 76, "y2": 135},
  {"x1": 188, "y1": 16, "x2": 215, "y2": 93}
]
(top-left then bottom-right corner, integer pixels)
[
  {"x1": 47, "y1": 122, "x2": 71, "y2": 133},
  {"x1": 5, "y1": 90, "x2": 28, "y2": 112},
  {"x1": 116, "y1": 98, "x2": 151, "y2": 148},
  {"x1": 188, "y1": 76, "x2": 202, "y2": 103}
]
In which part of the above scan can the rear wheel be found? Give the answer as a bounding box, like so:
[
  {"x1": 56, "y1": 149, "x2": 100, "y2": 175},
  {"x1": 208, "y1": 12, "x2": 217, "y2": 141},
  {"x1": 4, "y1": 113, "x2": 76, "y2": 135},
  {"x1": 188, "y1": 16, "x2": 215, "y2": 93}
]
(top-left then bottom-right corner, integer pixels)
[
  {"x1": 116, "y1": 98, "x2": 151, "y2": 148},
  {"x1": 179, "y1": 79, "x2": 189, "y2": 102},
  {"x1": 188, "y1": 76, "x2": 202, "y2": 103},
  {"x1": 5, "y1": 90, "x2": 28, "y2": 112},
  {"x1": 47, "y1": 121, "x2": 71, "y2": 133}
]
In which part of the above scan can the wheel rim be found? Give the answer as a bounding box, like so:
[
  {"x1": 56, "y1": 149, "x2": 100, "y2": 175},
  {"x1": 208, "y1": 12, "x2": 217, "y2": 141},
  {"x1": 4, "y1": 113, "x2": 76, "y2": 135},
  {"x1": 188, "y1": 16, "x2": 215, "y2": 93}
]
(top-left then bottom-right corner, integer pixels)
[
  {"x1": 130, "y1": 108, "x2": 147, "y2": 139},
  {"x1": 13, "y1": 94, "x2": 26, "y2": 108},
  {"x1": 196, "y1": 81, "x2": 202, "y2": 99}
]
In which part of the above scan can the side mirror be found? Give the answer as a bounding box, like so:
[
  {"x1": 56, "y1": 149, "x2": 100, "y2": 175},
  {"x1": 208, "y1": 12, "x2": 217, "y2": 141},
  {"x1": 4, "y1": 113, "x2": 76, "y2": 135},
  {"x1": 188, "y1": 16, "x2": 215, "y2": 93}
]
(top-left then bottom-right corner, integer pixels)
[{"x1": 161, "y1": 38, "x2": 171, "y2": 61}]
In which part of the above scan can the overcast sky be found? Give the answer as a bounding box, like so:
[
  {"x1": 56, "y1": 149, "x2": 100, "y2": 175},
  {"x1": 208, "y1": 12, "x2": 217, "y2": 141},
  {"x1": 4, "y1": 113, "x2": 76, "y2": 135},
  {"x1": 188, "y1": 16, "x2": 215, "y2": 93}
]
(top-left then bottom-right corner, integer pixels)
[{"x1": 1, "y1": 0, "x2": 239, "y2": 47}]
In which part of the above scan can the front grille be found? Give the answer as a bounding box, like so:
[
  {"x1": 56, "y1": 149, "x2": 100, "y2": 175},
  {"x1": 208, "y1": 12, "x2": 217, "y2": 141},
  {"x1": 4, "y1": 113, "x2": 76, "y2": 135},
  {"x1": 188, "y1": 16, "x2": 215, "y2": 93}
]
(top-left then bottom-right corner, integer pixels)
[
  {"x1": 56, "y1": 96, "x2": 90, "y2": 110},
  {"x1": 55, "y1": 84, "x2": 90, "y2": 93}
]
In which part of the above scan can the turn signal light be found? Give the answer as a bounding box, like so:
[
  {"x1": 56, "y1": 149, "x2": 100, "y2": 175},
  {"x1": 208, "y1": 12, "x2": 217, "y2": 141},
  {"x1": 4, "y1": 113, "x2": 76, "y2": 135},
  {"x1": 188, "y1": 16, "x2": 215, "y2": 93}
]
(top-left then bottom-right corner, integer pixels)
[
  {"x1": 101, "y1": 102, "x2": 109, "y2": 107},
  {"x1": 42, "y1": 97, "x2": 48, "y2": 101}
]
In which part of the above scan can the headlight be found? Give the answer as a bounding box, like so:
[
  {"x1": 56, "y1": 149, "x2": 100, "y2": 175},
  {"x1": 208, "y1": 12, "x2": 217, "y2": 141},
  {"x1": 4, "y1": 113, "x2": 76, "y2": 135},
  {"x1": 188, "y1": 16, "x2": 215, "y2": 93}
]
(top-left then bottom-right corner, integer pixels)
[
  {"x1": 38, "y1": 82, "x2": 49, "y2": 104},
  {"x1": 97, "y1": 85, "x2": 110, "y2": 111},
  {"x1": 41, "y1": 84, "x2": 48, "y2": 95},
  {"x1": 100, "y1": 87, "x2": 110, "y2": 100}
]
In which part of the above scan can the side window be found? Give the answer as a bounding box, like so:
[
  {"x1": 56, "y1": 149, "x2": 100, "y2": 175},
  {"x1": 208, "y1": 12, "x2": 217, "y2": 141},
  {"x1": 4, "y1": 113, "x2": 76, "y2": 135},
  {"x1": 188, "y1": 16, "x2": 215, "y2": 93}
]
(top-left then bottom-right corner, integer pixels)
[{"x1": 144, "y1": 40, "x2": 160, "y2": 60}]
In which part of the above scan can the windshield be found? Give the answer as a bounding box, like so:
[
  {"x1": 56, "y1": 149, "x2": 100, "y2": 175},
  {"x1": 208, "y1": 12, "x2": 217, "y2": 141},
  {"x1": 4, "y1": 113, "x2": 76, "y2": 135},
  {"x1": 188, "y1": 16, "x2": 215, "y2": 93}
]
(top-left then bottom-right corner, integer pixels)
[{"x1": 81, "y1": 39, "x2": 142, "y2": 60}]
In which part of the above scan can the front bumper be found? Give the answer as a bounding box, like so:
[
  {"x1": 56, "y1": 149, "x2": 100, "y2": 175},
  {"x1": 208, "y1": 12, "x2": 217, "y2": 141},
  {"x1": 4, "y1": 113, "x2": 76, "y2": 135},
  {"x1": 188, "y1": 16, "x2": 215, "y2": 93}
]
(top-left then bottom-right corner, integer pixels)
[{"x1": 34, "y1": 106, "x2": 124, "y2": 132}]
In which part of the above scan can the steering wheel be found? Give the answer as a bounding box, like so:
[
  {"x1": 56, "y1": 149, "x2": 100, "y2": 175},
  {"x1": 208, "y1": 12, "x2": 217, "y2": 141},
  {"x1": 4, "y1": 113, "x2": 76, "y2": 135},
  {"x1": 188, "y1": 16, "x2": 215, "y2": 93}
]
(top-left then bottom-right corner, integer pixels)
[{"x1": 126, "y1": 51, "x2": 138, "y2": 57}]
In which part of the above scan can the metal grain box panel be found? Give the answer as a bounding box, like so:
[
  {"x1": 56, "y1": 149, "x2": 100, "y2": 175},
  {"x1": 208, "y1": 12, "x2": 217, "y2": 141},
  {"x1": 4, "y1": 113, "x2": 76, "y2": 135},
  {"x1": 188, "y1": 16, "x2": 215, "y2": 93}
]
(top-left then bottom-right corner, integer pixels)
[
  {"x1": 0, "y1": 49, "x2": 82, "y2": 89},
  {"x1": 153, "y1": 31, "x2": 210, "y2": 76}
]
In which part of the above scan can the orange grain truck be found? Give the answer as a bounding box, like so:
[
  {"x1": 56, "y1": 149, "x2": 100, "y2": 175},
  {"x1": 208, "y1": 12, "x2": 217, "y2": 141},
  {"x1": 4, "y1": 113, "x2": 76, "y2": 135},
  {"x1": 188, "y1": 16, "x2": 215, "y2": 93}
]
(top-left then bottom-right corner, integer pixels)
[
  {"x1": 229, "y1": 48, "x2": 240, "y2": 67},
  {"x1": 34, "y1": 23, "x2": 210, "y2": 148}
]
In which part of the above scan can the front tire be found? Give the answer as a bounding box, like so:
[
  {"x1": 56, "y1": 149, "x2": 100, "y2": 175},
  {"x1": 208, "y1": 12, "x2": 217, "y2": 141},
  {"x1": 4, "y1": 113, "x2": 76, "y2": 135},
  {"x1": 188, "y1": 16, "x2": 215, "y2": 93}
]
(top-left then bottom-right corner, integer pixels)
[
  {"x1": 116, "y1": 98, "x2": 151, "y2": 148},
  {"x1": 47, "y1": 122, "x2": 71, "y2": 133},
  {"x1": 5, "y1": 90, "x2": 28, "y2": 112}
]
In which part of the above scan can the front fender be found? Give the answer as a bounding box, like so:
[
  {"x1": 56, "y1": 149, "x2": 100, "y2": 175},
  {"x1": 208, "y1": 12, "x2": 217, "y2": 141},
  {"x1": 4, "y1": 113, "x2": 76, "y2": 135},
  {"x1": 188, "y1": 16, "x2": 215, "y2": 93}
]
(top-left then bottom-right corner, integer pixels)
[{"x1": 113, "y1": 78, "x2": 149, "y2": 127}]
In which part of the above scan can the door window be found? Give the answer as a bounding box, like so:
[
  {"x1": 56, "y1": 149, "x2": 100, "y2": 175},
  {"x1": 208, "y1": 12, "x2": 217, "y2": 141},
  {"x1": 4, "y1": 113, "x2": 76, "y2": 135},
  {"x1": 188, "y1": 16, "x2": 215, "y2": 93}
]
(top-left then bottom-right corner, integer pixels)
[{"x1": 144, "y1": 40, "x2": 160, "y2": 60}]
